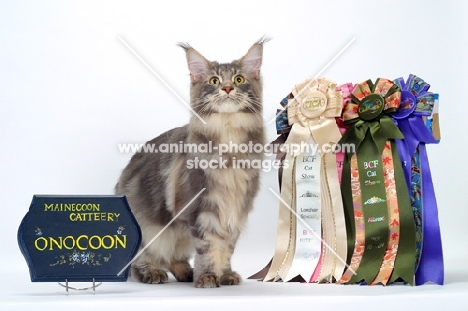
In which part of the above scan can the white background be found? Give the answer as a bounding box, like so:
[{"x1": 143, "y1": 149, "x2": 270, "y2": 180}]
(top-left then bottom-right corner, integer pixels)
[{"x1": 1, "y1": 0, "x2": 467, "y2": 309}]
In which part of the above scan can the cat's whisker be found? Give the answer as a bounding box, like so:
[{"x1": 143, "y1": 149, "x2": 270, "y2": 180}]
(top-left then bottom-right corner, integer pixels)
[
  {"x1": 195, "y1": 100, "x2": 207, "y2": 108},
  {"x1": 241, "y1": 100, "x2": 256, "y2": 112},
  {"x1": 247, "y1": 97, "x2": 262, "y2": 106},
  {"x1": 193, "y1": 98, "x2": 209, "y2": 106},
  {"x1": 243, "y1": 98, "x2": 261, "y2": 114},
  {"x1": 199, "y1": 105, "x2": 212, "y2": 115}
]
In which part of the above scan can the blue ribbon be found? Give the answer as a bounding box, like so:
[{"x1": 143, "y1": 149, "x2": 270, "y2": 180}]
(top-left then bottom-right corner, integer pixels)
[{"x1": 393, "y1": 74, "x2": 444, "y2": 285}]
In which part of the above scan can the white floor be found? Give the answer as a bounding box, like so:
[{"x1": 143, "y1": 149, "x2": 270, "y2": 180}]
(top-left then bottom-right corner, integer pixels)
[{"x1": 2, "y1": 256, "x2": 467, "y2": 311}]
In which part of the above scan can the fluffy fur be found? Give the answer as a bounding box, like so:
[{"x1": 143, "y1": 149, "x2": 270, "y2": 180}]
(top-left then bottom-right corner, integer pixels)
[{"x1": 115, "y1": 39, "x2": 267, "y2": 288}]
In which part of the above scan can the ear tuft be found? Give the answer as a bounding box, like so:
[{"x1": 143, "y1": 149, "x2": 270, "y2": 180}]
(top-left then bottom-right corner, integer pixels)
[{"x1": 178, "y1": 43, "x2": 209, "y2": 83}]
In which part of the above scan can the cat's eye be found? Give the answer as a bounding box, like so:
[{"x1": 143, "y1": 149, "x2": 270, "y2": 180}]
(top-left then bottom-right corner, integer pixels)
[
  {"x1": 233, "y1": 75, "x2": 245, "y2": 85},
  {"x1": 209, "y1": 77, "x2": 220, "y2": 86}
]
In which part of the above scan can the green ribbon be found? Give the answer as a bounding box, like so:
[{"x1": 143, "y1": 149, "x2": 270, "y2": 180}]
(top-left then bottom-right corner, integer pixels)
[
  {"x1": 388, "y1": 141, "x2": 416, "y2": 284},
  {"x1": 340, "y1": 117, "x2": 403, "y2": 278},
  {"x1": 342, "y1": 116, "x2": 402, "y2": 154},
  {"x1": 339, "y1": 78, "x2": 416, "y2": 285}
]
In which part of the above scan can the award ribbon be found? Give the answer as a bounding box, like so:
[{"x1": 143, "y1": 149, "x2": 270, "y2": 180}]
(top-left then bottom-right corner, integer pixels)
[
  {"x1": 393, "y1": 74, "x2": 444, "y2": 285},
  {"x1": 262, "y1": 78, "x2": 347, "y2": 282},
  {"x1": 338, "y1": 78, "x2": 416, "y2": 285},
  {"x1": 289, "y1": 79, "x2": 347, "y2": 282}
]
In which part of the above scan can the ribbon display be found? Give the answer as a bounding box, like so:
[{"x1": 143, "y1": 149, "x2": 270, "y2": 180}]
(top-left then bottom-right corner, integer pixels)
[
  {"x1": 338, "y1": 78, "x2": 416, "y2": 285},
  {"x1": 251, "y1": 75, "x2": 443, "y2": 287},
  {"x1": 393, "y1": 74, "x2": 444, "y2": 285}
]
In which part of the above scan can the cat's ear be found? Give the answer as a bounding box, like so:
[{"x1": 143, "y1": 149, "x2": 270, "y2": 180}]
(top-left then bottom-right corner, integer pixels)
[
  {"x1": 178, "y1": 43, "x2": 209, "y2": 83},
  {"x1": 240, "y1": 37, "x2": 269, "y2": 80},
  {"x1": 240, "y1": 44, "x2": 263, "y2": 80}
]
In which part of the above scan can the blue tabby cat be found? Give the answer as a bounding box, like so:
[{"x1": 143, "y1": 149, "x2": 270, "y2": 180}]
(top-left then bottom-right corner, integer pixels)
[{"x1": 115, "y1": 38, "x2": 267, "y2": 288}]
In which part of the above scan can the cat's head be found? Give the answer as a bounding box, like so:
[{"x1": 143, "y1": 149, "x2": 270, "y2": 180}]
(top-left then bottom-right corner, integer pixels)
[{"x1": 179, "y1": 38, "x2": 268, "y2": 116}]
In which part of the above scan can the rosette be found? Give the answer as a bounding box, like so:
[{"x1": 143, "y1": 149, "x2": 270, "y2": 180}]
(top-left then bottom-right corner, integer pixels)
[
  {"x1": 252, "y1": 78, "x2": 347, "y2": 283},
  {"x1": 393, "y1": 74, "x2": 443, "y2": 285},
  {"x1": 338, "y1": 78, "x2": 416, "y2": 285}
]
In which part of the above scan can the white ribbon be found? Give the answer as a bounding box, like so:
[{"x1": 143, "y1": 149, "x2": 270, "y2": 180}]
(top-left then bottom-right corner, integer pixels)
[{"x1": 282, "y1": 137, "x2": 322, "y2": 282}]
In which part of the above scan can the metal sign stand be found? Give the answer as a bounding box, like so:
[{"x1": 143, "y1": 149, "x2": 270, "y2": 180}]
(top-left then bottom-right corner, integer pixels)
[{"x1": 58, "y1": 278, "x2": 102, "y2": 295}]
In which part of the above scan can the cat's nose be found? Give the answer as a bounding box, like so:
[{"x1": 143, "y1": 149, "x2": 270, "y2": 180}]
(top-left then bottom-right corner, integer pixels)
[{"x1": 222, "y1": 85, "x2": 233, "y2": 94}]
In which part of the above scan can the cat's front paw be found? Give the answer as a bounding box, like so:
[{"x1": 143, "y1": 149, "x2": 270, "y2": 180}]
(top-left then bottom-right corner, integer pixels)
[
  {"x1": 220, "y1": 271, "x2": 242, "y2": 285},
  {"x1": 132, "y1": 265, "x2": 168, "y2": 284},
  {"x1": 195, "y1": 273, "x2": 220, "y2": 288}
]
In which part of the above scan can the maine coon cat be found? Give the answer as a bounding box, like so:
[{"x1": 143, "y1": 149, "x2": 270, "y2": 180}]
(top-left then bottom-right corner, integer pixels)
[{"x1": 115, "y1": 38, "x2": 267, "y2": 288}]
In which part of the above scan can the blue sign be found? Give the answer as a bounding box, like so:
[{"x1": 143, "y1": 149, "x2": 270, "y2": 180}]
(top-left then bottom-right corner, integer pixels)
[{"x1": 18, "y1": 195, "x2": 141, "y2": 282}]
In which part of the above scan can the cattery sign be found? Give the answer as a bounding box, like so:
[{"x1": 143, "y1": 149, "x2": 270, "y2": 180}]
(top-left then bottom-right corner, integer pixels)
[
  {"x1": 43, "y1": 202, "x2": 121, "y2": 222},
  {"x1": 18, "y1": 195, "x2": 141, "y2": 282}
]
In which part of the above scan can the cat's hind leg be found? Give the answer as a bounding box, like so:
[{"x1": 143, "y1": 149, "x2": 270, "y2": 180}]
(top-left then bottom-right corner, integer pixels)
[
  {"x1": 168, "y1": 260, "x2": 193, "y2": 282},
  {"x1": 131, "y1": 225, "x2": 193, "y2": 284},
  {"x1": 130, "y1": 242, "x2": 168, "y2": 284},
  {"x1": 168, "y1": 225, "x2": 194, "y2": 282}
]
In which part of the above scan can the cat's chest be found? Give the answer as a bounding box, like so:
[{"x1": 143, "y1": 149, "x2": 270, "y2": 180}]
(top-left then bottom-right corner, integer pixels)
[
  {"x1": 204, "y1": 168, "x2": 251, "y2": 233},
  {"x1": 201, "y1": 113, "x2": 260, "y2": 145},
  {"x1": 217, "y1": 127, "x2": 248, "y2": 145}
]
